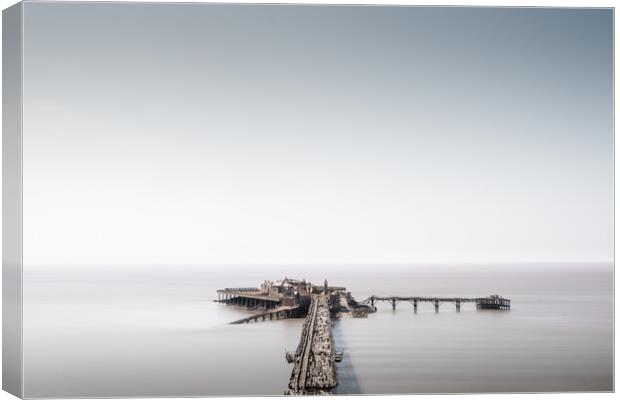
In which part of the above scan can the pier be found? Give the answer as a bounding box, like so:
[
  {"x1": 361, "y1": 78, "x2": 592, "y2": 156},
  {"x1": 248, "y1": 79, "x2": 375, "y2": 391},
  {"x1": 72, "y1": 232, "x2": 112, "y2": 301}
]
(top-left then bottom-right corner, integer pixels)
[
  {"x1": 215, "y1": 279, "x2": 315, "y2": 323},
  {"x1": 287, "y1": 294, "x2": 338, "y2": 395},
  {"x1": 215, "y1": 278, "x2": 510, "y2": 395},
  {"x1": 360, "y1": 294, "x2": 511, "y2": 312},
  {"x1": 216, "y1": 289, "x2": 283, "y2": 310},
  {"x1": 229, "y1": 305, "x2": 301, "y2": 324}
]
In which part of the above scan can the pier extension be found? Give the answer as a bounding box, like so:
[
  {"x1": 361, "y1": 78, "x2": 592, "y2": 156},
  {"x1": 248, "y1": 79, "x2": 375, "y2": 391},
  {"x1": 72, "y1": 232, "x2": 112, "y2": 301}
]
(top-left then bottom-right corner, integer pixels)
[{"x1": 361, "y1": 294, "x2": 511, "y2": 312}]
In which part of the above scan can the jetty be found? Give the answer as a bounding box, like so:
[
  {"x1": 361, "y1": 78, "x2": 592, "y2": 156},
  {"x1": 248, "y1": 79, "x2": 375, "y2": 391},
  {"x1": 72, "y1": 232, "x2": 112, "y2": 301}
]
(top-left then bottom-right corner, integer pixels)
[
  {"x1": 215, "y1": 277, "x2": 510, "y2": 394},
  {"x1": 360, "y1": 294, "x2": 511, "y2": 312},
  {"x1": 229, "y1": 305, "x2": 300, "y2": 324},
  {"x1": 287, "y1": 293, "x2": 338, "y2": 395},
  {"x1": 216, "y1": 278, "x2": 349, "y2": 323}
]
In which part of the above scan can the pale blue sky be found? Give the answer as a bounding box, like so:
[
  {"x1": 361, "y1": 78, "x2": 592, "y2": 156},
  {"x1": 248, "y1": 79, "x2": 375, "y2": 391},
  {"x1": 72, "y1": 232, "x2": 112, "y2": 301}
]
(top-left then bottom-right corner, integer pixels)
[{"x1": 22, "y1": 4, "x2": 613, "y2": 265}]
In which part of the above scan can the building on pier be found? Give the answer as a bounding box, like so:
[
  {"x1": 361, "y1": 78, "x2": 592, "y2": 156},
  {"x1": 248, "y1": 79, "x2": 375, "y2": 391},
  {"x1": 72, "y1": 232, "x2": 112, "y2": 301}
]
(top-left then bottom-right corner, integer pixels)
[{"x1": 218, "y1": 277, "x2": 325, "y2": 310}]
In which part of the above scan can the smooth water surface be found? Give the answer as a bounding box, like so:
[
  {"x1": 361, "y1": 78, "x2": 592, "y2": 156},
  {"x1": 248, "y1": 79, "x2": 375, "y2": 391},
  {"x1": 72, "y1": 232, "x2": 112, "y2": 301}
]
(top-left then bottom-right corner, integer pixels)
[{"x1": 23, "y1": 263, "x2": 613, "y2": 397}]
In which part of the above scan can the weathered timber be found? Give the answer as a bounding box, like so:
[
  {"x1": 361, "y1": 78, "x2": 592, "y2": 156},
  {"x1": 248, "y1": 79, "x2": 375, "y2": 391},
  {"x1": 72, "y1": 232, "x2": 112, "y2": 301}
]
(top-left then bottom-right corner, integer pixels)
[
  {"x1": 287, "y1": 294, "x2": 338, "y2": 395},
  {"x1": 286, "y1": 350, "x2": 343, "y2": 364}
]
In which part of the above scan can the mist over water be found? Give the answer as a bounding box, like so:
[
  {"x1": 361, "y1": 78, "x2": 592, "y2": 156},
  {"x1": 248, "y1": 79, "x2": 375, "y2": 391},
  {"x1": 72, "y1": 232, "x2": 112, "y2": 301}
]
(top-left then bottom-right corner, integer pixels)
[{"x1": 23, "y1": 263, "x2": 612, "y2": 397}]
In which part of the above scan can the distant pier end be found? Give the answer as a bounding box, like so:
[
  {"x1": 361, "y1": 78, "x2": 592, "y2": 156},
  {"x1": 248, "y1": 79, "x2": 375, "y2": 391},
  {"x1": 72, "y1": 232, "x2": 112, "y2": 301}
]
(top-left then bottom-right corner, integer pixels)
[
  {"x1": 360, "y1": 294, "x2": 511, "y2": 312},
  {"x1": 216, "y1": 278, "x2": 348, "y2": 323}
]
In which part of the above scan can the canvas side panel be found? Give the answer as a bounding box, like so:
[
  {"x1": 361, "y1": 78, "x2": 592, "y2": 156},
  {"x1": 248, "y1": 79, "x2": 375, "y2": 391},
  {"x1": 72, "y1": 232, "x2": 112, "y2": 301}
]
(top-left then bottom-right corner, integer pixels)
[{"x1": 3, "y1": 1, "x2": 23, "y2": 398}]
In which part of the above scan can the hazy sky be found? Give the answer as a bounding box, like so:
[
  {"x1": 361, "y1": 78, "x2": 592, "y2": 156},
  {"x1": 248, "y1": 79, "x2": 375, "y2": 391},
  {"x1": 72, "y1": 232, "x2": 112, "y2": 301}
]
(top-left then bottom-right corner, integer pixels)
[{"x1": 22, "y1": 4, "x2": 613, "y2": 266}]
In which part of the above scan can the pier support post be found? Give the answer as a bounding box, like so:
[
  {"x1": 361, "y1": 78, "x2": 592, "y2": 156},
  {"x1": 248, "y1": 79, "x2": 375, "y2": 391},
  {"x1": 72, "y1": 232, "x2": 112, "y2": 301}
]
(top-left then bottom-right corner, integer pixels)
[
  {"x1": 456, "y1": 300, "x2": 460, "y2": 312},
  {"x1": 413, "y1": 300, "x2": 417, "y2": 313},
  {"x1": 392, "y1": 299, "x2": 396, "y2": 310},
  {"x1": 434, "y1": 299, "x2": 439, "y2": 313}
]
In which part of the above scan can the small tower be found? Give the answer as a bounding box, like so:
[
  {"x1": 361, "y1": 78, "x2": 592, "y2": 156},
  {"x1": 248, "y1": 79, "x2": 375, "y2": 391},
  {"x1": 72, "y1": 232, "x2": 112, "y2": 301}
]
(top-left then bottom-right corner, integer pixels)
[{"x1": 324, "y1": 279, "x2": 328, "y2": 293}]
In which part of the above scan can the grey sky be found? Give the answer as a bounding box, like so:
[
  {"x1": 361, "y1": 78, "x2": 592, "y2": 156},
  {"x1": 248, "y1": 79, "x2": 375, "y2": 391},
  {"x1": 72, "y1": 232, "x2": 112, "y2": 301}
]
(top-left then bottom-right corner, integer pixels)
[{"x1": 22, "y1": 3, "x2": 613, "y2": 265}]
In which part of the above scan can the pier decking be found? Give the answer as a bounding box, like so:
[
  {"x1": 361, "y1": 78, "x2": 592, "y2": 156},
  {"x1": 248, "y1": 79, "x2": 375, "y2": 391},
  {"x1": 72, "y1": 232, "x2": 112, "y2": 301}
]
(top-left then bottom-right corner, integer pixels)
[{"x1": 287, "y1": 294, "x2": 338, "y2": 395}]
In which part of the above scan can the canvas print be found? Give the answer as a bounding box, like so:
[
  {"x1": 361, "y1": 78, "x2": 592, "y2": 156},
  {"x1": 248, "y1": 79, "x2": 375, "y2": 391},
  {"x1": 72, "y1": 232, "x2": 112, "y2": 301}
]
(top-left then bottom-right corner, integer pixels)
[{"x1": 2, "y1": 2, "x2": 614, "y2": 398}]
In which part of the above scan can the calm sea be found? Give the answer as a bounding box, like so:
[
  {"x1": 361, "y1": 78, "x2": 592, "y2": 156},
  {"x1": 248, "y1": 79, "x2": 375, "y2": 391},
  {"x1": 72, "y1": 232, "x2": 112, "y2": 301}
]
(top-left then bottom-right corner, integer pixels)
[{"x1": 23, "y1": 263, "x2": 613, "y2": 397}]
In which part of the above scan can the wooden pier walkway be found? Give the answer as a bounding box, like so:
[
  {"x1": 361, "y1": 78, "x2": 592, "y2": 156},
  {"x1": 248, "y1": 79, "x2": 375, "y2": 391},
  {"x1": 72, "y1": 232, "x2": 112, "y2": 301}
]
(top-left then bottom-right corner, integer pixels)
[{"x1": 287, "y1": 294, "x2": 338, "y2": 395}]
